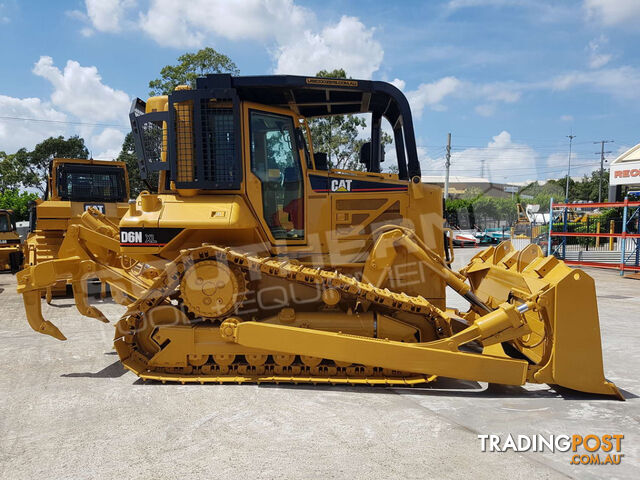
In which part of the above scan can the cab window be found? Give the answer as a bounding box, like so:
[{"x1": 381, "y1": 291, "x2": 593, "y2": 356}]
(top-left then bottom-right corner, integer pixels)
[
  {"x1": 249, "y1": 110, "x2": 304, "y2": 239},
  {"x1": 0, "y1": 213, "x2": 9, "y2": 232}
]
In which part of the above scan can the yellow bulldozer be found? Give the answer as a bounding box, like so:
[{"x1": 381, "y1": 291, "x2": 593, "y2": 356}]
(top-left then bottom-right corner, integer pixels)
[
  {"x1": 0, "y1": 209, "x2": 21, "y2": 270},
  {"x1": 18, "y1": 158, "x2": 129, "y2": 298},
  {"x1": 15, "y1": 74, "x2": 621, "y2": 399}
]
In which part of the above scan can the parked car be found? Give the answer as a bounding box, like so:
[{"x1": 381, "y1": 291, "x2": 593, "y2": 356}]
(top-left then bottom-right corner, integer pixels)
[
  {"x1": 447, "y1": 229, "x2": 479, "y2": 247},
  {"x1": 475, "y1": 228, "x2": 510, "y2": 245}
]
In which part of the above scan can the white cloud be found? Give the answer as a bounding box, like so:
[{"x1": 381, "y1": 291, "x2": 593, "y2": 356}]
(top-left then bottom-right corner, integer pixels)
[
  {"x1": 405, "y1": 77, "x2": 462, "y2": 117},
  {"x1": 450, "y1": 131, "x2": 541, "y2": 181},
  {"x1": 417, "y1": 133, "x2": 583, "y2": 182},
  {"x1": 475, "y1": 82, "x2": 521, "y2": 103},
  {"x1": 65, "y1": 9, "x2": 87, "y2": 21},
  {"x1": 274, "y1": 16, "x2": 383, "y2": 78},
  {"x1": 587, "y1": 35, "x2": 611, "y2": 69},
  {"x1": 448, "y1": 0, "x2": 528, "y2": 9},
  {"x1": 395, "y1": 76, "x2": 521, "y2": 118},
  {"x1": 390, "y1": 78, "x2": 405, "y2": 91},
  {"x1": 76, "y1": 0, "x2": 383, "y2": 78},
  {"x1": 589, "y1": 53, "x2": 611, "y2": 69},
  {"x1": 546, "y1": 151, "x2": 571, "y2": 168},
  {"x1": 0, "y1": 96, "x2": 67, "y2": 152},
  {"x1": 0, "y1": 57, "x2": 129, "y2": 161},
  {"x1": 475, "y1": 104, "x2": 495, "y2": 117},
  {"x1": 0, "y1": 2, "x2": 10, "y2": 23},
  {"x1": 84, "y1": 0, "x2": 135, "y2": 33},
  {"x1": 91, "y1": 127, "x2": 125, "y2": 159},
  {"x1": 544, "y1": 151, "x2": 588, "y2": 180},
  {"x1": 560, "y1": 114, "x2": 574, "y2": 122},
  {"x1": 446, "y1": 0, "x2": 573, "y2": 23},
  {"x1": 32, "y1": 56, "x2": 130, "y2": 123},
  {"x1": 584, "y1": 0, "x2": 640, "y2": 26},
  {"x1": 551, "y1": 66, "x2": 640, "y2": 99},
  {"x1": 139, "y1": 0, "x2": 311, "y2": 47}
]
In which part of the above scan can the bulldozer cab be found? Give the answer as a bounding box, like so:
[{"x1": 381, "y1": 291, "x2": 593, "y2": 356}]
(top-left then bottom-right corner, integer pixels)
[
  {"x1": 0, "y1": 209, "x2": 20, "y2": 271},
  {"x1": 27, "y1": 158, "x2": 129, "y2": 234},
  {"x1": 21, "y1": 158, "x2": 130, "y2": 276},
  {"x1": 129, "y1": 74, "x2": 435, "y2": 258},
  {"x1": 46, "y1": 159, "x2": 129, "y2": 205},
  {"x1": 0, "y1": 210, "x2": 16, "y2": 233}
]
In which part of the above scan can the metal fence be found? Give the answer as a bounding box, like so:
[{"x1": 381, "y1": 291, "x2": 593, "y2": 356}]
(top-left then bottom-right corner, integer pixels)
[{"x1": 548, "y1": 198, "x2": 640, "y2": 276}]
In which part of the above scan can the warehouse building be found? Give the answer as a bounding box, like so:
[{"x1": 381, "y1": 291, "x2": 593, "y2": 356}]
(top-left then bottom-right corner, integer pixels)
[{"x1": 421, "y1": 175, "x2": 522, "y2": 198}]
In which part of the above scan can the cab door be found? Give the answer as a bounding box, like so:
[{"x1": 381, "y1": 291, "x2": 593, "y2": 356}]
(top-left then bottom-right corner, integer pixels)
[{"x1": 243, "y1": 103, "x2": 306, "y2": 245}]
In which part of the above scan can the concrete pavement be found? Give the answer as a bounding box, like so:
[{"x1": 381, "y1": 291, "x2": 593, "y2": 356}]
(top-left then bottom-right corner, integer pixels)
[{"x1": 0, "y1": 249, "x2": 637, "y2": 479}]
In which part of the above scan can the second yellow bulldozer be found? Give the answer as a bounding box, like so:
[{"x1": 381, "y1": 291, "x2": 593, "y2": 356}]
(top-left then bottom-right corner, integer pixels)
[
  {"x1": 0, "y1": 209, "x2": 21, "y2": 271},
  {"x1": 19, "y1": 158, "x2": 129, "y2": 297},
  {"x1": 15, "y1": 74, "x2": 622, "y2": 399}
]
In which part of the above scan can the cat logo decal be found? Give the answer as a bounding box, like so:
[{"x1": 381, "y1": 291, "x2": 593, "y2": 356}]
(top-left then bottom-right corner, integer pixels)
[{"x1": 330, "y1": 179, "x2": 352, "y2": 192}]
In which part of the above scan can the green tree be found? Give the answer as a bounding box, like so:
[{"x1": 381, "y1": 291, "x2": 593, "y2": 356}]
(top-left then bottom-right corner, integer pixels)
[
  {"x1": 308, "y1": 69, "x2": 366, "y2": 170},
  {"x1": 386, "y1": 163, "x2": 400, "y2": 174},
  {"x1": 0, "y1": 152, "x2": 22, "y2": 191},
  {"x1": 148, "y1": 47, "x2": 240, "y2": 96},
  {"x1": 0, "y1": 189, "x2": 39, "y2": 222},
  {"x1": 117, "y1": 132, "x2": 157, "y2": 197},
  {"x1": 13, "y1": 136, "x2": 89, "y2": 194},
  {"x1": 537, "y1": 169, "x2": 610, "y2": 202},
  {"x1": 308, "y1": 69, "x2": 393, "y2": 171}
]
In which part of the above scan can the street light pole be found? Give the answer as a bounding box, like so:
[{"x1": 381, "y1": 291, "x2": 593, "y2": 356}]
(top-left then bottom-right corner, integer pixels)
[
  {"x1": 565, "y1": 134, "x2": 576, "y2": 202},
  {"x1": 594, "y1": 140, "x2": 613, "y2": 203},
  {"x1": 444, "y1": 133, "x2": 451, "y2": 199}
]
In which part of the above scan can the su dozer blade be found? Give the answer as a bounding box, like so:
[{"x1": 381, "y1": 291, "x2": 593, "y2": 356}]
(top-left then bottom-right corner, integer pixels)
[{"x1": 15, "y1": 74, "x2": 622, "y2": 399}]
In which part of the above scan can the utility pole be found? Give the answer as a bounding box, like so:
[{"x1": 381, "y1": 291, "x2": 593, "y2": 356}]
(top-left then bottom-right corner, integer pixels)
[
  {"x1": 444, "y1": 133, "x2": 451, "y2": 199},
  {"x1": 594, "y1": 140, "x2": 613, "y2": 203},
  {"x1": 565, "y1": 134, "x2": 576, "y2": 202}
]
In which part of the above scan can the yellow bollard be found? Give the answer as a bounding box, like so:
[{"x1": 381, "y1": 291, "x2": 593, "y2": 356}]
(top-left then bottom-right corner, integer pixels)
[
  {"x1": 596, "y1": 221, "x2": 600, "y2": 248},
  {"x1": 609, "y1": 220, "x2": 615, "y2": 251}
]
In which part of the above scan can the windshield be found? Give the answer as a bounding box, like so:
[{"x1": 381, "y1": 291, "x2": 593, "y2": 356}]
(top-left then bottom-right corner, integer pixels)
[
  {"x1": 250, "y1": 110, "x2": 304, "y2": 240},
  {"x1": 0, "y1": 213, "x2": 10, "y2": 232},
  {"x1": 57, "y1": 164, "x2": 127, "y2": 202}
]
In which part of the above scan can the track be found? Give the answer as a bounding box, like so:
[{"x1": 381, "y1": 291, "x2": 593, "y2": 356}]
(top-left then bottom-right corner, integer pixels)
[{"x1": 113, "y1": 245, "x2": 452, "y2": 384}]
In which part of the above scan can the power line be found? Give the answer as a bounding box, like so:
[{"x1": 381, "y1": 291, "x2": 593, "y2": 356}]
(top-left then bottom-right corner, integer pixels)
[
  {"x1": 448, "y1": 162, "x2": 598, "y2": 173},
  {"x1": 0, "y1": 115, "x2": 128, "y2": 128}
]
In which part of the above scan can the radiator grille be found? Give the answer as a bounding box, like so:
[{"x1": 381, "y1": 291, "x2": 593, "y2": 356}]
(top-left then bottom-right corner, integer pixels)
[{"x1": 175, "y1": 100, "x2": 195, "y2": 183}]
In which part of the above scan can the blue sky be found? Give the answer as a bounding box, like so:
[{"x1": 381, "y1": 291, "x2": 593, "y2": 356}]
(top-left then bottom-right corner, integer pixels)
[{"x1": 1, "y1": 0, "x2": 639, "y2": 183}]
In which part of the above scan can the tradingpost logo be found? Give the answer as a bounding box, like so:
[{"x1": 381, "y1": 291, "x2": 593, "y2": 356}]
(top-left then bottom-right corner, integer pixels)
[{"x1": 478, "y1": 434, "x2": 624, "y2": 465}]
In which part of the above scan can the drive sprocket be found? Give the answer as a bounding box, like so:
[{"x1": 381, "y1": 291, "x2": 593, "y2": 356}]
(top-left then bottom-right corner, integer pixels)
[{"x1": 179, "y1": 259, "x2": 246, "y2": 319}]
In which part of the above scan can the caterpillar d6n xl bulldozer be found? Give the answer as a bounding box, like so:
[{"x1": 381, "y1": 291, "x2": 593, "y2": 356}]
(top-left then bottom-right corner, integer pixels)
[
  {"x1": 0, "y1": 209, "x2": 21, "y2": 270},
  {"x1": 17, "y1": 158, "x2": 129, "y2": 298},
  {"x1": 15, "y1": 75, "x2": 621, "y2": 399}
]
